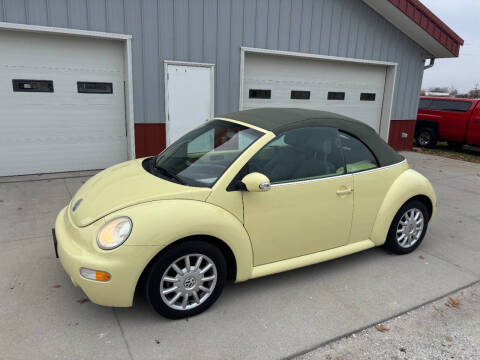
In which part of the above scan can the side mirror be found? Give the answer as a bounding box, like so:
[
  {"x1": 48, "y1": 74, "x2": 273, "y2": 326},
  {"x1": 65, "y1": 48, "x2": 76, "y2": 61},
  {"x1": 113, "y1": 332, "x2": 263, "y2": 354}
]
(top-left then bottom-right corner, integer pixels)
[{"x1": 241, "y1": 172, "x2": 271, "y2": 192}]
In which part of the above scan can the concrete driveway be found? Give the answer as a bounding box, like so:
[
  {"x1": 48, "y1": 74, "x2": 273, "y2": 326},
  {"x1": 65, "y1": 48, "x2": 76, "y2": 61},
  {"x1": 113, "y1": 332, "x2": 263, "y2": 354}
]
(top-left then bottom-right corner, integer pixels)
[{"x1": 1, "y1": 152, "x2": 479, "y2": 360}]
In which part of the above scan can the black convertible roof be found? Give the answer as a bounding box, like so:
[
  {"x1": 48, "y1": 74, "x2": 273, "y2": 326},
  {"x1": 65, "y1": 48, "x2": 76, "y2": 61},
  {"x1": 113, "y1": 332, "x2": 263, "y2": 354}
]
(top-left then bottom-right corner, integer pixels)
[{"x1": 220, "y1": 108, "x2": 403, "y2": 167}]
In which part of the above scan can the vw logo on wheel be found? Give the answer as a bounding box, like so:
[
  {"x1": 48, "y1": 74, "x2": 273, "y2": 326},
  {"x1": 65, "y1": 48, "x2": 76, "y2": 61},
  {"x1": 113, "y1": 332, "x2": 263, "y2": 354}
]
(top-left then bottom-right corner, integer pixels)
[{"x1": 183, "y1": 277, "x2": 196, "y2": 289}]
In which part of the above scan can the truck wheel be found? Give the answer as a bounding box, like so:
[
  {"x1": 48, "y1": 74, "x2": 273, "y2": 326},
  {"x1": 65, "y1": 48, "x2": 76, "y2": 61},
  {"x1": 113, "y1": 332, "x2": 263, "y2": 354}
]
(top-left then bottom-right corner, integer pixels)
[
  {"x1": 145, "y1": 240, "x2": 226, "y2": 319},
  {"x1": 447, "y1": 141, "x2": 463, "y2": 150},
  {"x1": 415, "y1": 128, "x2": 437, "y2": 148}
]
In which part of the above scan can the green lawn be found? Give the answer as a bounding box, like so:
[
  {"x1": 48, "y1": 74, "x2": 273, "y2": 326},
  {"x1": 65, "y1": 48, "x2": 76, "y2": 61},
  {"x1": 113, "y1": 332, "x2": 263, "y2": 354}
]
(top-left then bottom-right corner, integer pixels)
[{"x1": 412, "y1": 141, "x2": 480, "y2": 164}]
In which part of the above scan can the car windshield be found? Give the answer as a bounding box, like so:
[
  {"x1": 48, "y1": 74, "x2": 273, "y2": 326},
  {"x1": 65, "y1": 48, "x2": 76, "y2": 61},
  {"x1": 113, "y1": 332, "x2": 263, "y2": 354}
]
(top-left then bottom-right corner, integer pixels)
[{"x1": 153, "y1": 120, "x2": 264, "y2": 187}]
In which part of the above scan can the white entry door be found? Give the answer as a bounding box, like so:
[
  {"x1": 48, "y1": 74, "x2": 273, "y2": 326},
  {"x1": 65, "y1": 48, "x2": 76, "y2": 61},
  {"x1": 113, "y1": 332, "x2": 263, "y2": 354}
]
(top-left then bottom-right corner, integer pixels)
[{"x1": 165, "y1": 63, "x2": 214, "y2": 146}]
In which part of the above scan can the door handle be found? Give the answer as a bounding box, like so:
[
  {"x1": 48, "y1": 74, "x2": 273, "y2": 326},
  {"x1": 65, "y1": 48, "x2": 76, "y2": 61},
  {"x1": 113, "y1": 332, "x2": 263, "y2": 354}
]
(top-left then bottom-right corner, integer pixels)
[{"x1": 336, "y1": 188, "x2": 353, "y2": 196}]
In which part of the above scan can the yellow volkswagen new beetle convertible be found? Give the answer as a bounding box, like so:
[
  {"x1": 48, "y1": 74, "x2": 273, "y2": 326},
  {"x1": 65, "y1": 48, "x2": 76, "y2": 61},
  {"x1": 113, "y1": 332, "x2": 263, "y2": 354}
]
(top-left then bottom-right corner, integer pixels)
[{"x1": 53, "y1": 108, "x2": 436, "y2": 319}]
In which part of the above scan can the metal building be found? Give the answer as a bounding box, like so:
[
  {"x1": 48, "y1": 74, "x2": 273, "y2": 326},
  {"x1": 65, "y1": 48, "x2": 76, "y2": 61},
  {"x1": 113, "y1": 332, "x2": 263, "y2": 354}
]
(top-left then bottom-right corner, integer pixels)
[{"x1": 0, "y1": 0, "x2": 463, "y2": 176}]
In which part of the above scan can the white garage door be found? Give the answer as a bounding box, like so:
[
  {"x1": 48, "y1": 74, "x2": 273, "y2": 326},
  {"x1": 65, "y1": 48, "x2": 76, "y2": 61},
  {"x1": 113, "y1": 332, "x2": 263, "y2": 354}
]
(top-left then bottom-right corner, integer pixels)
[
  {"x1": 0, "y1": 30, "x2": 127, "y2": 176},
  {"x1": 242, "y1": 53, "x2": 387, "y2": 132}
]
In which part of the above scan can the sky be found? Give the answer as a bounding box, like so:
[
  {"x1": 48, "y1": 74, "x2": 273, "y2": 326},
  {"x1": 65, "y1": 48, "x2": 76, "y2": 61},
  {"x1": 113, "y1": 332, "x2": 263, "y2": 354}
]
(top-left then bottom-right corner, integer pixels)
[{"x1": 420, "y1": 0, "x2": 480, "y2": 93}]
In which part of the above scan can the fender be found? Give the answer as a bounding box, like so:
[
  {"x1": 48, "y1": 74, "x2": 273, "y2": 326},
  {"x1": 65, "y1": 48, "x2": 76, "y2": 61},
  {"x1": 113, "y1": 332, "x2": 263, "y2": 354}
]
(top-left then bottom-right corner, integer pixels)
[
  {"x1": 370, "y1": 169, "x2": 436, "y2": 246},
  {"x1": 106, "y1": 199, "x2": 254, "y2": 282}
]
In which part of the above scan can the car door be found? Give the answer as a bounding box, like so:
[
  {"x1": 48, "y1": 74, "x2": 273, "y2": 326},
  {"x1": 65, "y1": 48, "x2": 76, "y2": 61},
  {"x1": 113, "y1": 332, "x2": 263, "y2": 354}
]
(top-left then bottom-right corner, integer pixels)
[
  {"x1": 430, "y1": 99, "x2": 472, "y2": 142},
  {"x1": 338, "y1": 131, "x2": 407, "y2": 244},
  {"x1": 242, "y1": 127, "x2": 354, "y2": 266}
]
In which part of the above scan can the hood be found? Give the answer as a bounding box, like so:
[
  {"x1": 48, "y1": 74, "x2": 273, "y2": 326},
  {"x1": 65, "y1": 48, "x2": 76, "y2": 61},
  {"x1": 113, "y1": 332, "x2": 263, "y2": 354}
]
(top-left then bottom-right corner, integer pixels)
[{"x1": 69, "y1": 159, "x2": 211, "y2": 227}]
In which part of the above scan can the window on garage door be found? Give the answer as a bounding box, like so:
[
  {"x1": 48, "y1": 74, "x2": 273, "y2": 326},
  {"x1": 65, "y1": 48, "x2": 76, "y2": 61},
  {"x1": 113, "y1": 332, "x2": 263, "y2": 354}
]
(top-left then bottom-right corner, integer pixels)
[
  {"x1": 291, "y1": 90, "x2": 310, "y2": 100},
  {"x1": 77, "y1": 81, "x2": 113, "y2": 94},
  {"x1": 249, "y1": 89, "x2": 271, "y2": 99},
  {"x1": 360, "y1": 93, "x2": 376, "y2": 101},
  {"x1": 328, "y1": 92, "x2": 345, "y2": 100},
  {"x1": 12, "y1": 79, "x2": 53, "y2": 92}
]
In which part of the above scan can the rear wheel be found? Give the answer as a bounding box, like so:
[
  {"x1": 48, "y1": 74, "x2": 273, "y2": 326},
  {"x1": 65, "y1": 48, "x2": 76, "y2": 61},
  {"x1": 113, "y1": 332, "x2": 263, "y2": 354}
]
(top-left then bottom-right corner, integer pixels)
[
  {"x1": 415, "y1": 128, "x2": 437, "y2": 148},
  {"x1": 385, "y1": 200, "x2": 429, "y2": 255},
  {"x1": 145, "y1": 241, "x2": 226, "y2": 319}
]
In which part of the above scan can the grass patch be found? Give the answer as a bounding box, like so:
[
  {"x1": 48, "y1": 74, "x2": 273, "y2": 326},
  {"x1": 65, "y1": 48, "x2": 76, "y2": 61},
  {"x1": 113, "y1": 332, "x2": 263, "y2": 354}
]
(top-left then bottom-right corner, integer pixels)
[{"x1": 412, "y1": 141, "x2": 480, "y2": 164}]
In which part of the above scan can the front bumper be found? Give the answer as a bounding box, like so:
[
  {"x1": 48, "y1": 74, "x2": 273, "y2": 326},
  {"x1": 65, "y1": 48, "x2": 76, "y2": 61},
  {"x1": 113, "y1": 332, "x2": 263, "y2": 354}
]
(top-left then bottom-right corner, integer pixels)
[{"x1": 54, "y1": 206, "x2": 163, "y2": 307}]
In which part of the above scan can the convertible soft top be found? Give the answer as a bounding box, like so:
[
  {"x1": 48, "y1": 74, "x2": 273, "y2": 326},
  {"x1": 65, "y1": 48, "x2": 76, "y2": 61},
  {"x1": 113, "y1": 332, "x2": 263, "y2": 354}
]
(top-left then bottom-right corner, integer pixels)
[{"x1": 220, "y1": 108, "x2": 404, "y2": 167}]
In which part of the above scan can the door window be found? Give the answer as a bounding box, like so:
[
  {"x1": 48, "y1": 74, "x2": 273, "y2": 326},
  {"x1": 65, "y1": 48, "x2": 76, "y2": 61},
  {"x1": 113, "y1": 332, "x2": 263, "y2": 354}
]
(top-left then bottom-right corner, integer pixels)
[
  {"x1": 339, "y1": 132, "x2": 378, "y2": 173},
  {"x1": 247, "y1": 127, "x2": 345, "y2": 184}
]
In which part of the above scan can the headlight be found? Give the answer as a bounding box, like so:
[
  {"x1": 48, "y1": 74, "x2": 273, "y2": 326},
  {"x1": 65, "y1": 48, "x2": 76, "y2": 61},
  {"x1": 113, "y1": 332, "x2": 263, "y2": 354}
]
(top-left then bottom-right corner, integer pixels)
[{"x1": 97, "y1": 217, "x2": 132, "y2": 250}]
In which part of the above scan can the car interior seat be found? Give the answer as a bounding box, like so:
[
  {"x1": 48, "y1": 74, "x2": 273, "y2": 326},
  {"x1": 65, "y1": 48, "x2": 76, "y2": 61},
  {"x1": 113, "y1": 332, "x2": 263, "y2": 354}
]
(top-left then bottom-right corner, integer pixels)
[{"x1": 262, "y1": 130, "x2": 309, "y2": 183}]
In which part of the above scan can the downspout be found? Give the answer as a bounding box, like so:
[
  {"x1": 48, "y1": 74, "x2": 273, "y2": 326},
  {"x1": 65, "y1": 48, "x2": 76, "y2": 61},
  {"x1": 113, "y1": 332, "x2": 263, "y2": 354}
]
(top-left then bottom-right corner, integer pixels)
[{"x1": 424, "y1": 58, "x2": 435, "y2": 70}]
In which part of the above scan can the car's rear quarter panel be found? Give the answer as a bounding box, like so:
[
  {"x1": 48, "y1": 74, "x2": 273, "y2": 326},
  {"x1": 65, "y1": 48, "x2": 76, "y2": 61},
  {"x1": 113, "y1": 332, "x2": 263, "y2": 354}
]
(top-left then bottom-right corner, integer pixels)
[
  {"x1": 349, "y1": 160, "x2": 409, "y2": 244},
  {"x1": 370, "y1": 167, "x2": 436, "y2": 246}
]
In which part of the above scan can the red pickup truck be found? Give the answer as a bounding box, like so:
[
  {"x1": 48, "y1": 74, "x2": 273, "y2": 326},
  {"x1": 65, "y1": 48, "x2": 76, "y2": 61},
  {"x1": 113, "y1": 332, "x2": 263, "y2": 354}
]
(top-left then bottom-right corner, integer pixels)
[{"x1": 415, "y1": 96, "x2": 480, "y2": 148}]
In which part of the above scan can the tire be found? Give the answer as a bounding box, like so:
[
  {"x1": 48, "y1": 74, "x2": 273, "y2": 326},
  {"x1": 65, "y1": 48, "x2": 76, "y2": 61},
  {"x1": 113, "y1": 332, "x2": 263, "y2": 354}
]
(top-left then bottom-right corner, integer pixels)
[
  {"x1": 384, "y1": 200, "x2": 429, "y2": 255},
  {"x1": 447, "y1": 141, "x2": 464, "y2": 150},
  {"x1": 415, "y1": 127, "x2": 437, "y2": 148},
  {"x1": 145, "y1": 240, "x2": 227, "y2": 319}
]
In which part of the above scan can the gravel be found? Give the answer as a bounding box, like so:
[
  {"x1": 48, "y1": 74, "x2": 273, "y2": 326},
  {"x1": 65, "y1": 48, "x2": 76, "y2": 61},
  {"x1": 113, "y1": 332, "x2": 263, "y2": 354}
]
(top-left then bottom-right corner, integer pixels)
[{"x1": 295, "y1": 282, "x2": 480, "y2": 360}]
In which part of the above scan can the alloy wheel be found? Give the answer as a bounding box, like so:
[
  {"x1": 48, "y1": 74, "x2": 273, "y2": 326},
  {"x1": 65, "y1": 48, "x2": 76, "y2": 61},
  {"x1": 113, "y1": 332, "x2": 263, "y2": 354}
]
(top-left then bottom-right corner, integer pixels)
[
  {"x1": 160, "y1": 254, "x2": 217, "y2": 311},
  {"x1": 396, "y1": 208, "x2": 424, "y2": 248}
]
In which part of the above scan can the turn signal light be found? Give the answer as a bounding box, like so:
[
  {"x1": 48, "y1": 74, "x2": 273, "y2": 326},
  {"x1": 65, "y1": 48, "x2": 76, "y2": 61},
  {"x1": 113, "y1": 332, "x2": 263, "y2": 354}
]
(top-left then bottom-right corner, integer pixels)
[{"x1": 80, "y1": 268, "x2": 111, "y2": 282}]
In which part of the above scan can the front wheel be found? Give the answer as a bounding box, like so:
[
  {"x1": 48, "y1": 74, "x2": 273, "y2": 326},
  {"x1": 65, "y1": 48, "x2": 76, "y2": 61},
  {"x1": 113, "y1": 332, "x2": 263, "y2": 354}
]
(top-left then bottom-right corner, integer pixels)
[
  {"x1": 145, "y1": 241, "x2": 227, "y2": 319},
  {"x1": 384, "y1": 200, "x2": 429, "y2": 254}
]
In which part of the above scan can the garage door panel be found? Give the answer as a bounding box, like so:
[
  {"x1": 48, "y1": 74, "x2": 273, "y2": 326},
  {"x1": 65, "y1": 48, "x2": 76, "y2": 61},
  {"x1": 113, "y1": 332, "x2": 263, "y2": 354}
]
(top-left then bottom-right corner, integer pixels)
[
  {"x1": 0, "y1": 30, "x2": 127, "y2": 176},
  {"x1": 1, "y1": 140, "x2": 127, "y2": 175},
  {"x1": 1, "y1": 31, "x2": 124, "y2": 71},
  {"x1": 1, "y1": 76, "x2": 123, "y2": 104},
  {"x1": 243, "y1": 53, "x2": 386, "y2": 132}
]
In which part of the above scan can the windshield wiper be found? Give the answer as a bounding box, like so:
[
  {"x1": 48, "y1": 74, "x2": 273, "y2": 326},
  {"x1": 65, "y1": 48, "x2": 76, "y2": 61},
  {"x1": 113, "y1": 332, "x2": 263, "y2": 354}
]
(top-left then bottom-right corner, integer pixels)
[{"x1": 154, "y1": 164, "x2": 185, "y2": 185}]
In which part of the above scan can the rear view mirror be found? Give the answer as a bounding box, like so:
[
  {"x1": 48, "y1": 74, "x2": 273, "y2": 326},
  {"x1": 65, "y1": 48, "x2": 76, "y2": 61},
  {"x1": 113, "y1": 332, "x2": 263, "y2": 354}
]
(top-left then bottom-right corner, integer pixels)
[{"x1": 241, "y1": 172, "x2": 271, "y2": 192}]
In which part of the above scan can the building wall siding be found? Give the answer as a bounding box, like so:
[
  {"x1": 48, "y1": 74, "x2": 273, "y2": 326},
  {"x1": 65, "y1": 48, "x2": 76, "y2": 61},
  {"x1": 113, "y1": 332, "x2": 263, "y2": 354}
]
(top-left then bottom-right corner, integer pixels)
[{"x1": 0, "y1": 0, "x2": 429, "y2": 125}]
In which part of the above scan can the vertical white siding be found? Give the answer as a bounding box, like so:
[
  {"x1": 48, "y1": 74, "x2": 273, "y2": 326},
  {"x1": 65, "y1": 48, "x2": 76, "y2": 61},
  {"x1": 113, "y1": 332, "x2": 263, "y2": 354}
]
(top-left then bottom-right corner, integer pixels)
[{"x1": 0, "y1": 0, "x2": 430, "y2": 123}]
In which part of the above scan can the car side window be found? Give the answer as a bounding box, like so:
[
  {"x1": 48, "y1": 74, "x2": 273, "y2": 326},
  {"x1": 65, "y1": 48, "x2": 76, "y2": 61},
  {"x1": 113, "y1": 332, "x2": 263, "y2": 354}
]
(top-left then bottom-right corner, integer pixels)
[
  {"x1": 339, "y1": 131, "x2": 378, "y2": 173},
  {"x1": 247, "y1": 127, "x2": 345, "y2": 184}
]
